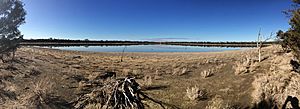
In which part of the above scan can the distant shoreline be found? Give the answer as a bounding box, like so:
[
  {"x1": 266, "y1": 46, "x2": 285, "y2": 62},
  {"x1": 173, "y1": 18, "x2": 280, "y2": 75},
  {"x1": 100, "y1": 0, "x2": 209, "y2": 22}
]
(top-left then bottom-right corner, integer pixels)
[{"x1": 21, "y1": 39, "x2": 276, "y2": 47}]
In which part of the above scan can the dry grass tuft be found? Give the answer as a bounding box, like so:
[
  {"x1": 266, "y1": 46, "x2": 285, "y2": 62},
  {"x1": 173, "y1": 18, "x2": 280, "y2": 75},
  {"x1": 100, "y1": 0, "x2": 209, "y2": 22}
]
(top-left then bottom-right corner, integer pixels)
[
  {"x1": 186, "y1": 86, "x2": 207, "y2": 101},
  {"x1": 0, "y1": 81, "x2": 17, "y2": 105},
  {"x1": 33, "y1": 77, "x2": 55, "y2": 94},
  {"x1": 234, "y1": 56, "x2": 252, "y2": 75},
  {"x1": 143, "y1": 74, "x2": 153, "y2": 86},
  {"x1": 216, "y1": 63, "x2": 226, "y2": 70},
  {"x1": 172, "y1": 68, "x2": 180, "y2": 75},
  {"x1": 20, "y1": 77, "x2": 55, "y2": 107},
  {"x1": 0, "y1": 69, "x2": 13, "y2": 81},
  {"x1": 6, "y1": 77, "x2": 71, "y2": 108},
  {"x1": 172, "y1": 67, "x2": 188, "y2": 76},
  {"x1": 122, "y1": 68, "x2": 132, "y2": 76},
  {"x1": 205, "y1": 96, "x2": 231, "y2": 109},
  {"x1": 154, "y1": 70, "x2": 161, "y2": 80},
  {"x1": 130, "y1": 69, "x2": 143, "y2": 78},
  {"x1": 201, "y1": 69, "x2": 214, "y2": 78},
  {"x1": 84, "y1": 103, "x2": 102, "y2": 109},
  {"x1": 180, "y1": 67, "x2": 188, "y2": 75},
  {"x1": 27, "y1": 66, "x2": 41, "y2": 76}
]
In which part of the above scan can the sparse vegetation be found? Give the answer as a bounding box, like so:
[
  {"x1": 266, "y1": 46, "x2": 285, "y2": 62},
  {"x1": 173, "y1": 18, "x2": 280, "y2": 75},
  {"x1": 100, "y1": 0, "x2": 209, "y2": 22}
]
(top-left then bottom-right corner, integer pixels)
[{"x1": 251, "y1": 52, "x2": 300, "y2": 108}]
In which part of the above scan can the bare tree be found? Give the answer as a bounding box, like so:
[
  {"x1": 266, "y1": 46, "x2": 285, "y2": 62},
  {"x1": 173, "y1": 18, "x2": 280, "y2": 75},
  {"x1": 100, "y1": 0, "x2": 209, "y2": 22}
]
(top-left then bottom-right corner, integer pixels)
[
  {"x1": 0, "y1": 0, "x2": 26, "y2": 62},
  {"x1": 257, "y1": 30, "x2": 274, "y2": 62},
  {"x1": 257, "y1": 28, "x2": 261, "y2": 48}
]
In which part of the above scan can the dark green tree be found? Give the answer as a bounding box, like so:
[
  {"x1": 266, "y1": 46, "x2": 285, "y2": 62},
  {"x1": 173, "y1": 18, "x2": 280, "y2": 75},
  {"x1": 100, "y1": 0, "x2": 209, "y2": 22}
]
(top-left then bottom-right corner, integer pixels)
[
  {"x1": 277, "y1": 0, "x2": 300, "y2": 60},
  {"x1": 0, "y1": 0, "x2": 26, "y2": 62}
]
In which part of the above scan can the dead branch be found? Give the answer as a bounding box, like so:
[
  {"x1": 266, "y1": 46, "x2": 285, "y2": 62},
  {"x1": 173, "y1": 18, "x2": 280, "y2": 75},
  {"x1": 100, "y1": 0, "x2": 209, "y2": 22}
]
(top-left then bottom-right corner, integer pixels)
[{"x1": 259, "y1": 32, "x2": 274, "y2": 49}]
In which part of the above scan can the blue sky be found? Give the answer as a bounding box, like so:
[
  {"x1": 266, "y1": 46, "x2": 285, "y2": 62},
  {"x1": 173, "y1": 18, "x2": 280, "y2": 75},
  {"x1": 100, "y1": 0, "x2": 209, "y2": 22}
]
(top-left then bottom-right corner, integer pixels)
[{"x1": 20, "y1": 0, "x2": 292, "y2": 41}]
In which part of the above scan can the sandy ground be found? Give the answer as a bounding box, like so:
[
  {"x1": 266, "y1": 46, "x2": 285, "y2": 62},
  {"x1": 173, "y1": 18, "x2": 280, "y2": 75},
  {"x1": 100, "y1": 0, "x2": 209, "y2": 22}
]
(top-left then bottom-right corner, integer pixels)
[{"x1": 0, "y1": 45, "x2": 283, "y2": 108}]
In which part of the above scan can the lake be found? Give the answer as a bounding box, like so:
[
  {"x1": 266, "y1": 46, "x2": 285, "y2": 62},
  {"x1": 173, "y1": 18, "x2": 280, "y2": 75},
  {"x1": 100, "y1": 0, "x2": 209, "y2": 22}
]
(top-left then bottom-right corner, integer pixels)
[{"x1": 44, "y1": 45, "x2": 251, "y2": 52}]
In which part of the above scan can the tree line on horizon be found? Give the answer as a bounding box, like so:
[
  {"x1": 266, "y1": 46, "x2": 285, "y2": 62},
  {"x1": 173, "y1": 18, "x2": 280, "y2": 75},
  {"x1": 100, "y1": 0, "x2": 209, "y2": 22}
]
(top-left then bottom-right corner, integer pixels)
[{"x1": 21, "y1": 38, "x2": 277, "y2": 44}]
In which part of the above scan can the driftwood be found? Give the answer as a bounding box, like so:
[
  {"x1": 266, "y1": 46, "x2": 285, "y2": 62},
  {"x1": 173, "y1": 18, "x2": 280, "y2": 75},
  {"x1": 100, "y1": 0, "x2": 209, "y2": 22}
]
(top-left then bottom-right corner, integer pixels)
[{"x1": 72, "y1": 77, "x2": 178, "y2": 109}]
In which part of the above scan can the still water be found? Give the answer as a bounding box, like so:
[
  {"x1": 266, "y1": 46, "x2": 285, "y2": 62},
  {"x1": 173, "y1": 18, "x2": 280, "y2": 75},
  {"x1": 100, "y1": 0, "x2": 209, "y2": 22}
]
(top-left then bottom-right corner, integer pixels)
[{"x1": 47, "y1": 45, "x2": 249, "y2": 52}]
